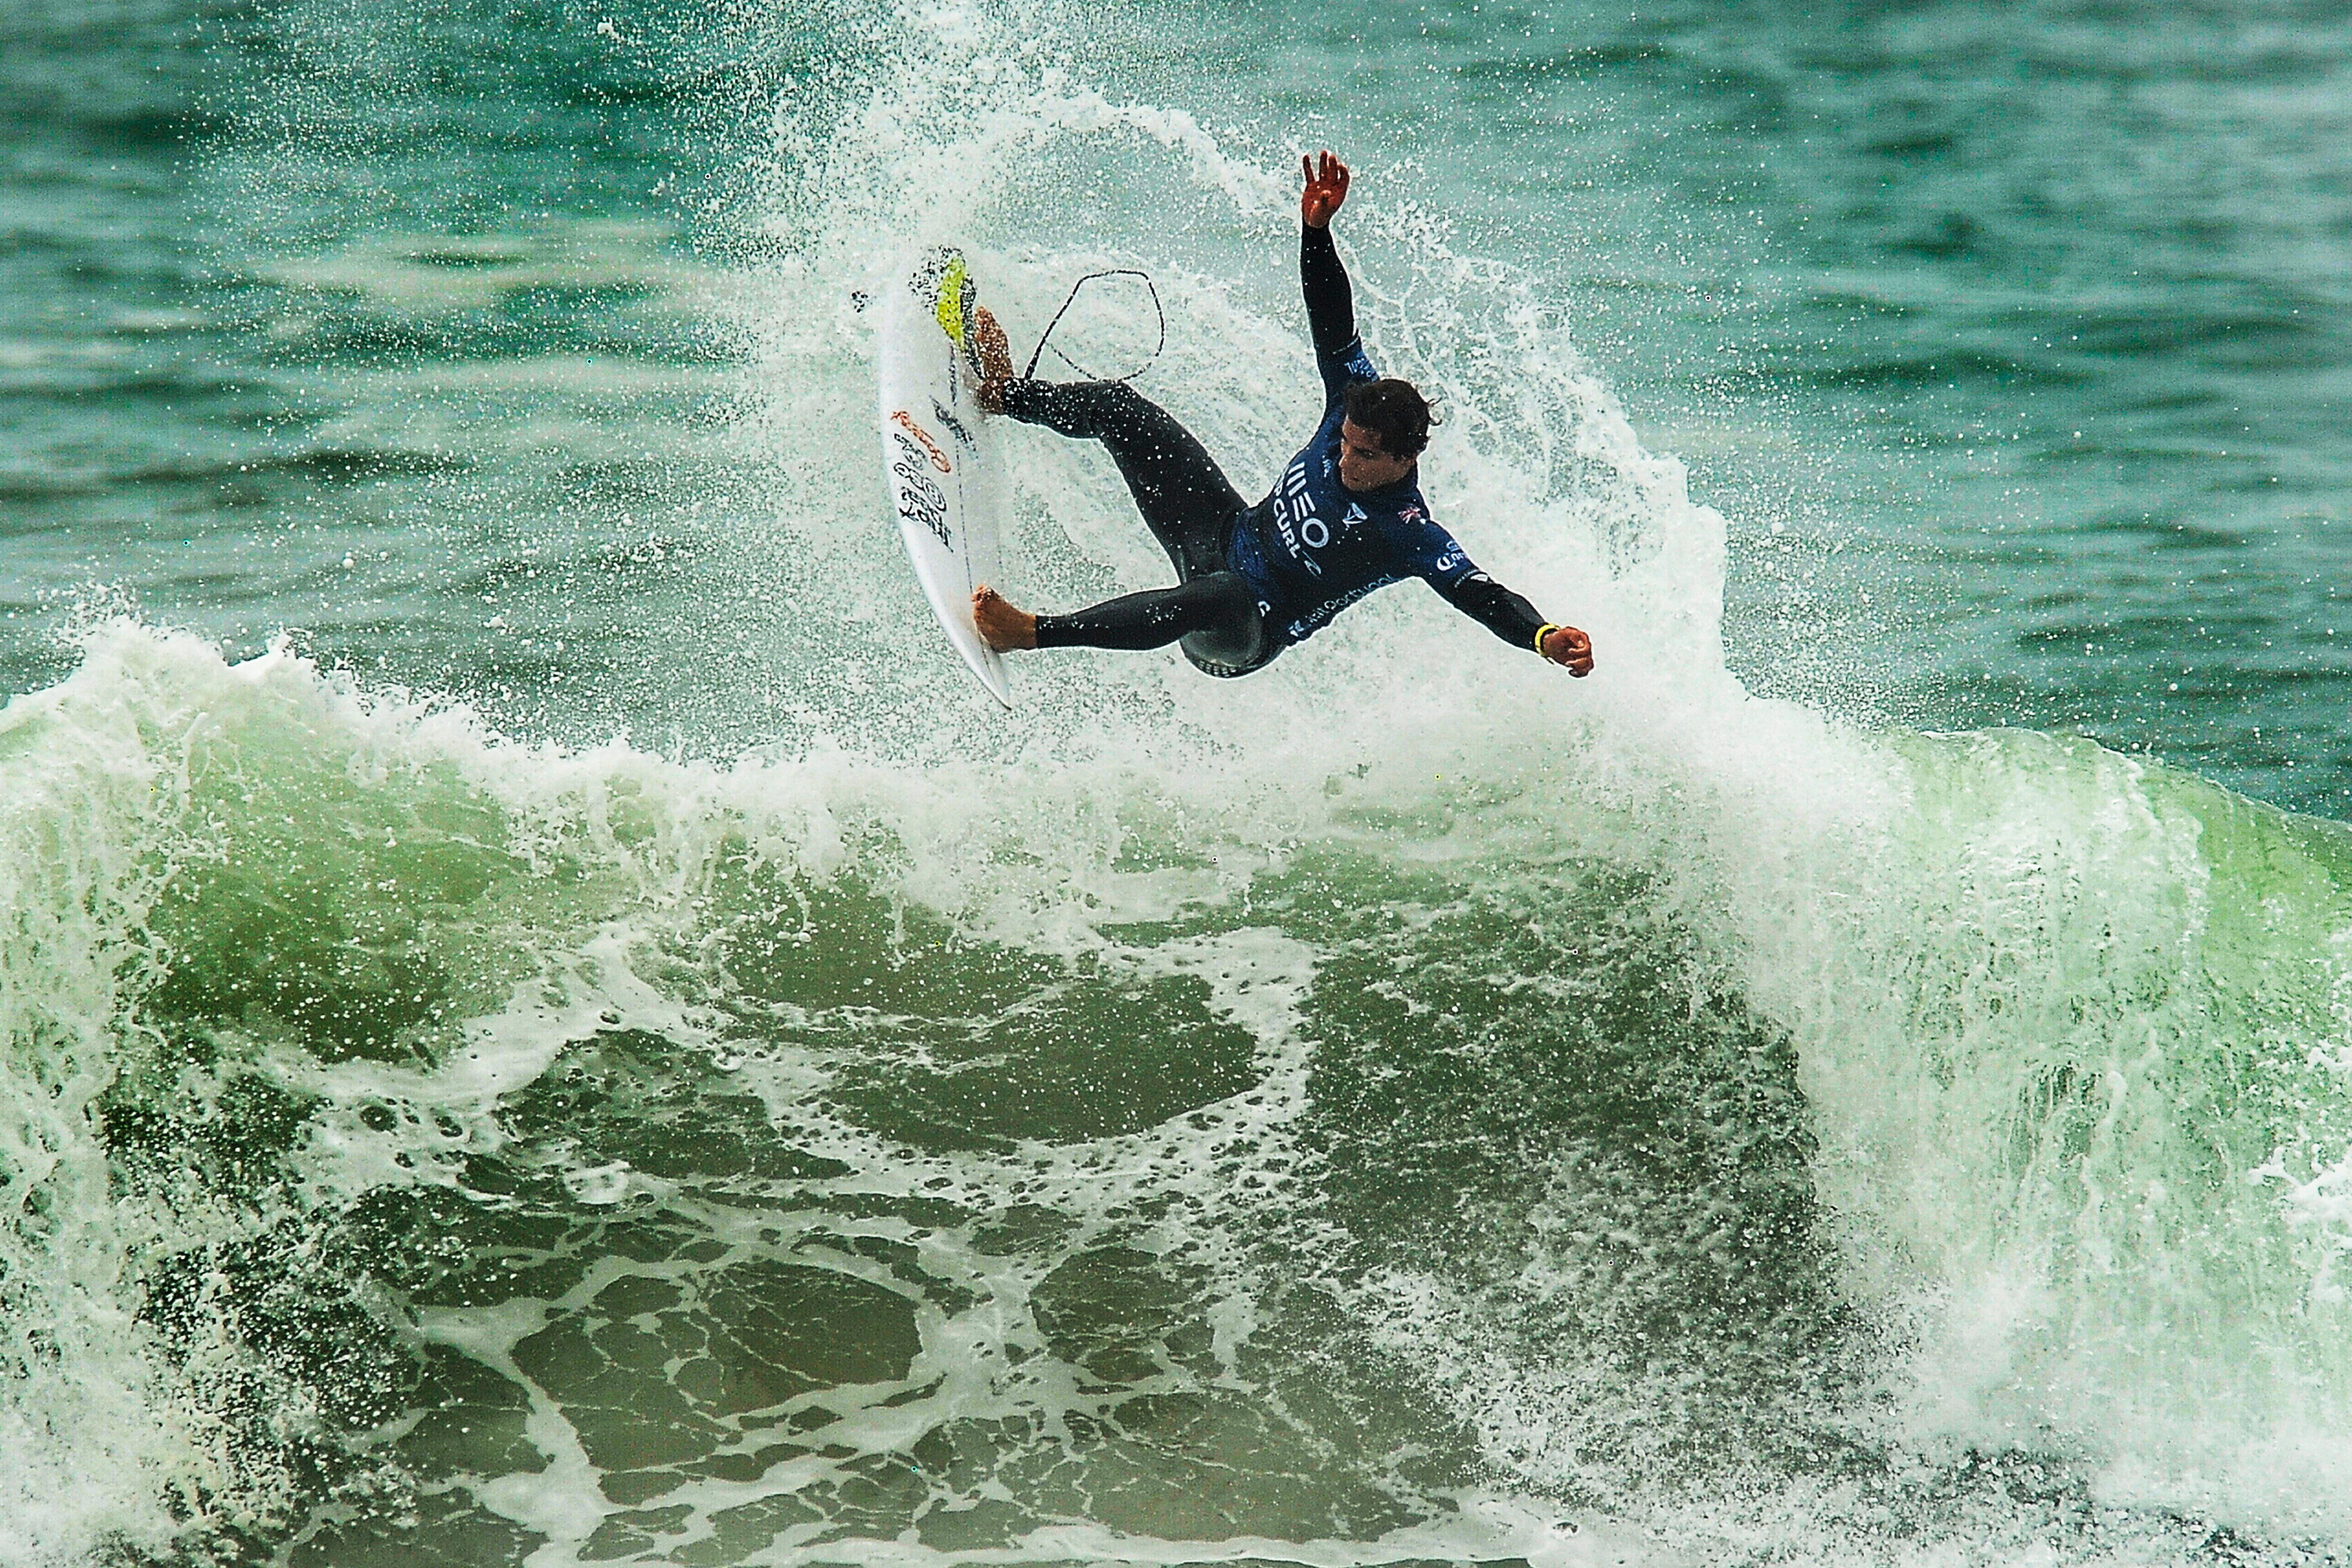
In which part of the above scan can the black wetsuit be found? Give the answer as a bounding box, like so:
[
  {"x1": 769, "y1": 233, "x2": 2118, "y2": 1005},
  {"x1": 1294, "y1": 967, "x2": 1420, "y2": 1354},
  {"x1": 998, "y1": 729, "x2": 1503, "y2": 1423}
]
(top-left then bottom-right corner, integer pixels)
[{"x1": 1001, "y1": 224, "x2": 1552, "y2": 677}]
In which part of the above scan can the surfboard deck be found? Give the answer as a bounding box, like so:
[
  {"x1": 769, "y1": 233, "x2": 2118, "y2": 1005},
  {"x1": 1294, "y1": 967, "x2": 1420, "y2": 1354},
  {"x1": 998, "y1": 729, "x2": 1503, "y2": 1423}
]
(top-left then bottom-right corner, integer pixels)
[{"x1": 875, "y1": 248, "x2": 1012, "y2": 708}]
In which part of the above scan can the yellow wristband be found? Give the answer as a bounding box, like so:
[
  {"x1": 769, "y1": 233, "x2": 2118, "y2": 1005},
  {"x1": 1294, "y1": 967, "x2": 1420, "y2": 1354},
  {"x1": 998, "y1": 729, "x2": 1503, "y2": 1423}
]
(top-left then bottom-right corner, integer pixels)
[{"x1": 1534, "y1": 623, "x2": 1557, "y2": 657}]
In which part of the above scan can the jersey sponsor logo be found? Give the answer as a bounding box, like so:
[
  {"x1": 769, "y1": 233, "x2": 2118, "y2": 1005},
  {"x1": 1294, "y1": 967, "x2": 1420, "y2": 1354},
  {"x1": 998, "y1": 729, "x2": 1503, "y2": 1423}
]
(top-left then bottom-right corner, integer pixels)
[
  {"x1": 1342, "y1": 502, "x2": 1367, "y2": 527},
  {"x1": 890, "y1": 409, "x2": 953, "y2": 474},
  {"x1": 1284, "y1": 572, "x2": 1398, "y2": 641},
  {"x1": 1271, "y1": 458, "x2": 1325, "y2": 576},
  {"x1": 889, "y1": 430, "x2": 954, "y2": 548}
]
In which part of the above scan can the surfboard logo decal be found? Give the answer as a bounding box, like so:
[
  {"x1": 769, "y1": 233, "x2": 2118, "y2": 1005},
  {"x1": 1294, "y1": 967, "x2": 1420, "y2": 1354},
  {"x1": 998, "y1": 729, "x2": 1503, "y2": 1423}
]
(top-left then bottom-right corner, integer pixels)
[
  {"x1": 930, "y1": 400, "x2": 974, "y2": 450},
  {"x1": 890, "y1": 409, "x2": 953, "y2": 474},
  {"x1": 889, "y1": 431, "x2": 954, "y2": 549}
]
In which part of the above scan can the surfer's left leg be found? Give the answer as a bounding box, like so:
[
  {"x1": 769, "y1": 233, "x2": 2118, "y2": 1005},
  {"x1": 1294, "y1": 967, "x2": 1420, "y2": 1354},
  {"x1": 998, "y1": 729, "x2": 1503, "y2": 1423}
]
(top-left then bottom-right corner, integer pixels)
[
  {"x1": 973, "y1": 586, "x2": 1037, "y2": 651},
  {"x1": 975, "y1": 573, "x2": 1261, "y2": 656},
  {"x1": 994, "y1": 379, "x2": 1247, "y2": 578}
]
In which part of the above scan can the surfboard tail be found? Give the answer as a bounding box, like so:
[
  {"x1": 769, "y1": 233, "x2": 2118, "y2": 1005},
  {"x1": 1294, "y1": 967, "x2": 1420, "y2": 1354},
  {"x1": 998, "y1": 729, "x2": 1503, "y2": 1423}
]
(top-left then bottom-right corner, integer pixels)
[{"x1": 911, "y1": 249, "x2": 977, "y2": 346}]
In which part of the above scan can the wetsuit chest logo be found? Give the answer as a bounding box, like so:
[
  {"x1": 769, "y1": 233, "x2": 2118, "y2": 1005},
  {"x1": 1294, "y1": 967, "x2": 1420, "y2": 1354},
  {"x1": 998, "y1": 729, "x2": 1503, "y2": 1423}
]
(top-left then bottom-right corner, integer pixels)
[{"x1": 1272, "y1": 459, "x2": 1326, "y2": 574}]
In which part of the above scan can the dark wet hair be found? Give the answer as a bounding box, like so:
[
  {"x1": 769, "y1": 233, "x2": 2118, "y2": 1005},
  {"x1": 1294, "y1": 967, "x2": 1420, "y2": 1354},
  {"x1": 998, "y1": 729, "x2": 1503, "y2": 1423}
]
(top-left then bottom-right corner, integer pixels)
[{"x1": 1344, "y1": 377, "x2": 1438, "y2": 459}]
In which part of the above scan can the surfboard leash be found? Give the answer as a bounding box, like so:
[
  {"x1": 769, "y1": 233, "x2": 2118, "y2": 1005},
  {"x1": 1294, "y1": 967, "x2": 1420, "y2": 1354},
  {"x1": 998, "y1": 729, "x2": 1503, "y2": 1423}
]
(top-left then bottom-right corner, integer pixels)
[{"x1": 1021, "y1": 268, "x2": 1166, "y2": 384}]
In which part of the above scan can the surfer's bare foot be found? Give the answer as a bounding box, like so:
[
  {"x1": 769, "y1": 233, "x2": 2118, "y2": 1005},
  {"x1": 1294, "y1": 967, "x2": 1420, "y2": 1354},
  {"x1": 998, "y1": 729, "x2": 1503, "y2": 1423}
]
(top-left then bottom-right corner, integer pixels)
[
  {"x1": 972, "y1": 586, "x2": 1037, "y2": 651},
  {"x1": 971, "y1": 306, "x2": 1013, "y2": 414}
]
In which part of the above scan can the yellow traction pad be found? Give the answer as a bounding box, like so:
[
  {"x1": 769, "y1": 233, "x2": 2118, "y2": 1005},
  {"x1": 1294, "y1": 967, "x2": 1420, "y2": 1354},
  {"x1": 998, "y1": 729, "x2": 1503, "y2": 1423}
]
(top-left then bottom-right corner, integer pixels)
[{"x1": 914, "y1": 248, "x2": 975, "y2": 349}]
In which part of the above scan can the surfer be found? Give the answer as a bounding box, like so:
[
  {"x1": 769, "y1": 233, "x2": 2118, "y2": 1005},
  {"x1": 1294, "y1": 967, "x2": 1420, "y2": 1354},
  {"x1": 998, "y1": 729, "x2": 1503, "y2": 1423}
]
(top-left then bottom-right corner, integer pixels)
[{"x1": 966, "y1": 150, "x2": 1593, "y2": 681}]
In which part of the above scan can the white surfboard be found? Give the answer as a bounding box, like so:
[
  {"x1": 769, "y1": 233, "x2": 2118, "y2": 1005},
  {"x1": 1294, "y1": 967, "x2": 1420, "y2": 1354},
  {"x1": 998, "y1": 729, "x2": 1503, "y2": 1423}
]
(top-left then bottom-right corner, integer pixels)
[{"x1": 875, "y1": 248, "x2": 1012, "y2": 707}]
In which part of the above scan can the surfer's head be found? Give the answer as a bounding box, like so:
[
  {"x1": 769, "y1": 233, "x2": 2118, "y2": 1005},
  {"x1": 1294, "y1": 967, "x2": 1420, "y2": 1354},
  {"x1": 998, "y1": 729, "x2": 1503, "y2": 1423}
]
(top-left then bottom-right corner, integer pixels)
[{"x1": 1339, "y1": 378, "x2": 1434, "y2": 491}]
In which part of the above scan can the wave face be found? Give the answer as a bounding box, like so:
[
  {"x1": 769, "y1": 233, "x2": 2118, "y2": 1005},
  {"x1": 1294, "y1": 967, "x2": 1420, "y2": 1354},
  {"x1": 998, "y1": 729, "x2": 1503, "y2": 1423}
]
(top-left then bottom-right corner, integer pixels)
[
  {"x1": 5, "y1": 0, "x2": 2352, "y2": 1565},
  {"x1": 13, "y1": 617, "x2": 2352, "y2": 1566}
]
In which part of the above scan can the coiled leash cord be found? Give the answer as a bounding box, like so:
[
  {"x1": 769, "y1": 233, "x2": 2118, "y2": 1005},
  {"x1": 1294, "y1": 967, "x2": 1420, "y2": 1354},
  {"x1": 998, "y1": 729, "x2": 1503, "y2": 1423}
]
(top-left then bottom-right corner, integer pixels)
[{"x1": 1022, "y1": 268, "x2": 1166, "y2": 383}]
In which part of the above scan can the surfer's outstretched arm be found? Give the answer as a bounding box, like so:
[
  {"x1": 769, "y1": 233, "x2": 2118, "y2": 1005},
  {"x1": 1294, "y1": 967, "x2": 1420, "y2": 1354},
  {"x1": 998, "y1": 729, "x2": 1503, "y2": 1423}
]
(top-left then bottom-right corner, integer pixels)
[
  {"x1": 1429, "y1": 572, "x2": 1595, "y2": 676},
  {"x1": 1393, "y1": 515, "x2": 1594, "y2": 676}
]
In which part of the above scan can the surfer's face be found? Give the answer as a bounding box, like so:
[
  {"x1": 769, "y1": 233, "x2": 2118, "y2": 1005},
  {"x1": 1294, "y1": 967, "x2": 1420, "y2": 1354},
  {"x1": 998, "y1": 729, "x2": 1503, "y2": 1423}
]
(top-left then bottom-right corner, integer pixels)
[{"x1": 1338, "y1": 419, "x2": 1416, "y2": 492}]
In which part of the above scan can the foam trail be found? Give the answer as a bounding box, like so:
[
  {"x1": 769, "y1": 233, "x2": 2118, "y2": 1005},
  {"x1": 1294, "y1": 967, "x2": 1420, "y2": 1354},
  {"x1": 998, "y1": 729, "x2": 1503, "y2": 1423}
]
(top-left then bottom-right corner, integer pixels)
[{"x1": 0, "y1": 620, "x2": 244, "y2": 1562}]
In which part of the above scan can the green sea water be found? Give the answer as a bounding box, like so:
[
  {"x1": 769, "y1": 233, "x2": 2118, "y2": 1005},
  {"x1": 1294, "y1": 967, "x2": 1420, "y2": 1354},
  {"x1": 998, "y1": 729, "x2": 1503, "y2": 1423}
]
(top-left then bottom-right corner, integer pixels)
[{"x1": 6, "y1": 2, "x2": 2352, "y2": 1565}]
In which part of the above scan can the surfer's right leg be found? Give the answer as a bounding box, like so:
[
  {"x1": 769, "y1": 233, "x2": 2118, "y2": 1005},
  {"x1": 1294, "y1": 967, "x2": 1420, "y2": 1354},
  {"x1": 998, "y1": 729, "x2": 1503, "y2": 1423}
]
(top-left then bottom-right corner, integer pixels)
[
  {"x1": 992, "y1": 379, "x2": 1247, "y2": 578},
  {"x1": 971, "y1": 307, "x2": 1241, "y2": 571}
]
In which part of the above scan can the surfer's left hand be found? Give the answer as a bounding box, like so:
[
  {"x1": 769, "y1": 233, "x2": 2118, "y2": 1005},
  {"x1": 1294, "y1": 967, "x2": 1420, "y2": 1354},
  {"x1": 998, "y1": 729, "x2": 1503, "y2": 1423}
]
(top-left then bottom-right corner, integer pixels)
[
  {"x1": 1301, "y1": 150, "x2": 1350, "y2": 228},
  {"x1": 1541, "y1": 624, "x2": 1594, "y2": 677}
]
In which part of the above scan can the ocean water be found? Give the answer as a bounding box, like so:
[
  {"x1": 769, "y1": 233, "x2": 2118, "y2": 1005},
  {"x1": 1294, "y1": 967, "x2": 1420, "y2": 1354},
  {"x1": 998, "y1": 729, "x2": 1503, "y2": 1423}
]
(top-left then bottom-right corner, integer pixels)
[{"x1": 6, "y1": 1, "x2": 2352, "y2": 1565}]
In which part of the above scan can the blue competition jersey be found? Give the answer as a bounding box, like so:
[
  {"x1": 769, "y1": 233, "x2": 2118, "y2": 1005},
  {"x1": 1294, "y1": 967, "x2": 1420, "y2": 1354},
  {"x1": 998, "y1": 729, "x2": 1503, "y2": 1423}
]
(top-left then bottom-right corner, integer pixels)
[{"x1": 1228, "y1": 334, "x2": 1483, "y2": 646}]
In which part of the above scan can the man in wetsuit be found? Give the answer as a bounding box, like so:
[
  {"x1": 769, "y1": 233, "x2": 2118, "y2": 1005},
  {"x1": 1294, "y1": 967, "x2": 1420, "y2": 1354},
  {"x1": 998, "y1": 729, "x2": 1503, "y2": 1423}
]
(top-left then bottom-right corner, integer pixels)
[{"x1": 968, "y1": 151, "x2": 1595, "y2": 682}]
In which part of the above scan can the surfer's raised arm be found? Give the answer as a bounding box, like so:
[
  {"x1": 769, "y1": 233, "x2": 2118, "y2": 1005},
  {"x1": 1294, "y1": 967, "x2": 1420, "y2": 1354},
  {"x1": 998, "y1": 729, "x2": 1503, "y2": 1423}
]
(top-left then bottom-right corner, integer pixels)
[
  {"x1": 1299, "y1": 152, "x2": 1369, "y2": 409},
  {"x1": 966, "y1": 146, "x2": 1593, "y2": 682}
]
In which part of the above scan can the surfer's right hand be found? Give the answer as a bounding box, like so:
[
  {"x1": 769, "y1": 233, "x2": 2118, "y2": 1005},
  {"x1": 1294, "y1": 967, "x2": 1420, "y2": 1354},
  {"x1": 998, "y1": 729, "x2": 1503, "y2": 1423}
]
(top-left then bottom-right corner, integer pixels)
[{"x1": 1301, "y1": 150, "x2": 1350, "y2": 229}]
